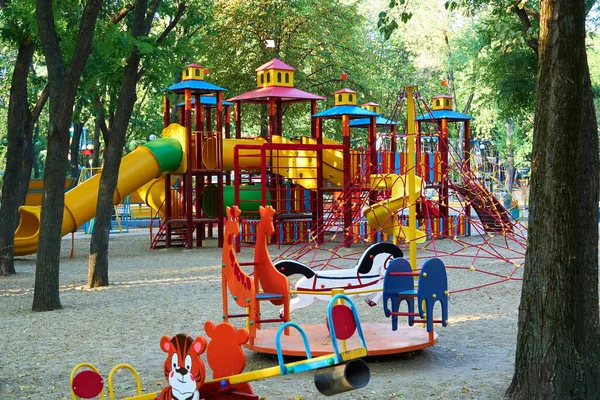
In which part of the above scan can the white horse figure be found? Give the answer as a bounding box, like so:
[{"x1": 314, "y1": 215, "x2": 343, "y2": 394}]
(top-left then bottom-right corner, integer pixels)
[{"x1": 274, "y1": 242, "x2": 404, "y2": 314}]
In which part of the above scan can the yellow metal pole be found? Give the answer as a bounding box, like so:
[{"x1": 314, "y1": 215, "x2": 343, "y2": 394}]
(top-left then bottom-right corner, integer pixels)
[{"x1": 405, "y1": 86, "x2": 418, "y2": 271}]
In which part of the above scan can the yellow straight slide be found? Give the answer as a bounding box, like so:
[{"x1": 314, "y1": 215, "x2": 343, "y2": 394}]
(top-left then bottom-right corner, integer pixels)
[
  {"x1": 14, "y1": 125, "x2": 186, "y2": 256},
  {"x1": 363, "y1": 174, "x2": 426, "y2": 243}
]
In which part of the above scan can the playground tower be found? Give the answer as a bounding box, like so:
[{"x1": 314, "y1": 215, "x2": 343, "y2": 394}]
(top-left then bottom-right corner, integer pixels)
[{"x1": 157, "y1": 64, "x2": 227, "y2": 249}]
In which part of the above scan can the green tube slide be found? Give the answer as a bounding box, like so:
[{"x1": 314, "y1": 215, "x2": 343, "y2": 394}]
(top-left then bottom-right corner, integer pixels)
[{"x1": 202, "y1": 184, "x2": 271, "y2": 218}]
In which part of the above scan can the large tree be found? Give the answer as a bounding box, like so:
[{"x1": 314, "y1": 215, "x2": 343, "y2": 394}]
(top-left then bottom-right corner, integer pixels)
[
  {"x1": 32, "y1": 0, "x2": 102, "y2": 311},
  {"x1": 506, "y1": 0, "x2": 600, "y2": 397},
  {"x1": 87, "y1": 0, "x2": 187, "y2": 288},
  {"x1": 0, "y1": 1, "x2": 49, "y2": 276}
]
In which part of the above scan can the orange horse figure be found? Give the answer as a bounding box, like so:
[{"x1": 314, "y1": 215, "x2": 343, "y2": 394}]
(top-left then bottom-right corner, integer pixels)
[
  {"x1": 222, "y1": 206, "x2": 255, "y2": 326},
  {"x1": 252, "y1": 206, "x2": 290, "y2": 336}
]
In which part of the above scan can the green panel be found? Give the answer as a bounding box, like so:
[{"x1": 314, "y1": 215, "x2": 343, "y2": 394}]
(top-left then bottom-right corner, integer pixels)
[
  {"x1": 202, "y1": 185, "x2": 271, "y2": 217},
  {"x1": 143, "y1": 138, "x2": 183, "y2": 173}
]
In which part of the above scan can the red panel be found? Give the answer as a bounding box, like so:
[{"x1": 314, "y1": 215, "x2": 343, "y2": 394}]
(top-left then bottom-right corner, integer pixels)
[{"x1": 72, "y1": 370, "x2": 103, "y2": 399}]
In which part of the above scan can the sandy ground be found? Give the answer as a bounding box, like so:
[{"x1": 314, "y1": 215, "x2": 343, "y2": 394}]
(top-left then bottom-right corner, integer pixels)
[{"x1": 0, "y1": 229, "x2": 525, "y2": 400}]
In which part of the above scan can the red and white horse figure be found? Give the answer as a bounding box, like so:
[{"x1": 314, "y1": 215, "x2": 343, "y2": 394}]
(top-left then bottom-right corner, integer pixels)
[{"x1": 274, "y1": 242, "x2": 403, "y2": 313}]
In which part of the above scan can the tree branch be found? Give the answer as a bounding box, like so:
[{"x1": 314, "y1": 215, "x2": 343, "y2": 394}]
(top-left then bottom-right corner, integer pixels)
[
  {"x1": 64, "y1": 0, "x2": 103, "y2": 88},
  {"x1": 110, "y1": 3, "x2": 135, "y2": 24},
  {"x1": 155, "y1": 2, "x2": 187, "y2": 44},
  {"x1": 136, "y1": 2, "x2": 187, "y2": 82},
  {"x1": 94, "y1": 95, "x2": 109, "y2": 139},
  {"x1": 30, "y1": 84, "x2": 49, "y2": 124},
  {"x1": 36, "y1": 0, "x2": 66, "y2": 84},
  {"x1": 143, "y1": 0, "x2": 160, "y2": 35},
  {"x1": 513, "y1": 2, "x2": 539, "y2": 54}
]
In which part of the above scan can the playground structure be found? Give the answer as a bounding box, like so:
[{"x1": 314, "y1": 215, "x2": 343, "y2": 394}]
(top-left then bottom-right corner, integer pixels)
[
  {"x1": 12, "y1": 58, "x2": 526, "y2": 270},
  {"x1": 70, "y1": 295, "x2": 370, "y2": 399}
]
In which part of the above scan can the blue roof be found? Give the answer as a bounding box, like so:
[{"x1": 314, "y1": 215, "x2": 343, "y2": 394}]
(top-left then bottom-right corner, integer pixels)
[
  {"x1": 166, "y1": 79, "x2": 227, "y2": 93},
  {"x1": 312, "y1": 105, "x2": 380, "y2": 119},
  {"x1": 416, "y1": 109, "x2": 473, "y2": 121},
  {"x1": 176, "y1": 97, "x2": 233, "y2": 108},
  {"x1": 349, "y1": 116, "x2": 397, "y2": 127}
]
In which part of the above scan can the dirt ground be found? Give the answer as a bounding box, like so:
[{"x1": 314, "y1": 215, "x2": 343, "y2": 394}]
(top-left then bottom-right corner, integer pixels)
[{"x1": 0, "y1": 229, "x2": 524, "y2": 399}]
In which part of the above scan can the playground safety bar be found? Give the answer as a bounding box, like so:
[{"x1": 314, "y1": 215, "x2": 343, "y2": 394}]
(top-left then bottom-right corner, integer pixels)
[{"x1": 233, "y1": 141, "x2": 344, "y2": 209}]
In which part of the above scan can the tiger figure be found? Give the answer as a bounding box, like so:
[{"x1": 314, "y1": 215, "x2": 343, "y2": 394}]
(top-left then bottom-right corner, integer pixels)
[{"x1": 157, "y1": 334, "x2": 207, "y2": 400}]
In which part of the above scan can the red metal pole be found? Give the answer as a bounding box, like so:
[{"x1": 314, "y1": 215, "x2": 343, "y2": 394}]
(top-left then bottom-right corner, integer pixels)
[
  {"x1": 316, "y1": 119, "x2": 324, "y2": 244},
  {"x1": 276, "y1": 99, "x2": 283, "y2": 136},
  {"x1": 391, "y1": 124, "x2": 397, "y2": 172},
  {"x1": 216, "y1": 91, "x2": 224, "y2": 247},
  {"x1": 440, "y1": 118, "x2": 449, "y2": 237},
  {"x1": 235, "y1": 101, "x2": 241, "y2": 139},
  {"x1": 194, "y1": 95, "x2": 201, "y2": 170},
  {"x1": 268, "y1": 98, "x2": 275, "y2": 141},
  {"x1": 165, "y1": 173, "x2": 171, "y2": 248},
  {"x1": 342, "y1": 115, "x2": 352, "y2": 247},
  {"x1": 464, "y1": 119, "x2": 471, "y2": 236},
  {"x1": 225, "y1": 105, "x2": 231, "y2": 186},
  {"x1": 206, "y1": 105, "x2": 213, "y2": 136},
  {"x1": 184, "y1": 89, "x2": 194, "y2": 248},
  {"x1": 311, "y1": 100, "x2": 317, "y2": 139},
  {"x1": 225, "y1": 105, "x2": 231, "y2": 139}
]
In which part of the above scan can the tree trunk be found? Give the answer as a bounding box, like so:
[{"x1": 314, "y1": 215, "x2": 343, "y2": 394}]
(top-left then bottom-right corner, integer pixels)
[
  {"x1": 88, "y1": 0, "x2": 149, "y2": 288},
  {"x1": 32, "y1": 123, "x2": 40, "y2": 178},
  {"x1": 260, "y1": 104, "x2": 268, "y2": 137},
  {"x1": 92, "y1": 114, "x2": 101, "y2": 168},
  {"x1": 0, "y1": 36, "x2": 34, "y2": 276},
  {"x1": 504, "y1": 120, "x2": 515, "y2": 209},
  {"x1": 70, "y1": 122, "x2": 83, "y2": 178},
  {"x1": 505, "y1": 0, "x2": 600, "y2": 398},
  {"x1": 32, "y1": 0, "x2": 102, "y2": 312}
]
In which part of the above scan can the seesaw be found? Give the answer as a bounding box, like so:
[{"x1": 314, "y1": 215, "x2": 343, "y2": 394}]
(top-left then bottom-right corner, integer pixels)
[{"x1": 70, "y1": 294, "x2": 370, "y2": 400}]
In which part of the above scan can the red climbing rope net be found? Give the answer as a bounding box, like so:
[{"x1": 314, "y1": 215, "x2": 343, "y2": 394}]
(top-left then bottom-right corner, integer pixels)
[{"x1": 268, "y1": 89, "x2": 527, "y2": 295}]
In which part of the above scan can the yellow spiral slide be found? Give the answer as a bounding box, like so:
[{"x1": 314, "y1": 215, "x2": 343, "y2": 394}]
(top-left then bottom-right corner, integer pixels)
[{"x1": 363, "y1": 174, "x2": 426, "y2": 244}]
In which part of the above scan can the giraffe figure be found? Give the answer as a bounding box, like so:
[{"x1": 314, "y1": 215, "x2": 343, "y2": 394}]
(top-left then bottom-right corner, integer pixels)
[
  {"x1": 252, "y1": 206, "x2": 290, "y2": 336},
  {"x1": 222, "y1": 206, "x2": 255, "y2": 324}
]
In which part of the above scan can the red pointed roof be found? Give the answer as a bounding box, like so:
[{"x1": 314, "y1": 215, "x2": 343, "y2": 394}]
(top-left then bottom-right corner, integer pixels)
[
  {"x1": 334, "y1": 88, "x2": 357, "y2": 94},
  {"x1": 361, "y1": 102, "x2": 380, "y2": 107},
  {"x1": 227, "y1": 86, "x2": 325, "y2": 104},
  {"x1": 432, "y1": 94, "x2": 452, "y2": 99},
  {"x1": 187, "y1": 63, "x2": 204, "y2": 68},
  {"x1": 255, "y1": 58, "x2": 296, "y2": 72}
]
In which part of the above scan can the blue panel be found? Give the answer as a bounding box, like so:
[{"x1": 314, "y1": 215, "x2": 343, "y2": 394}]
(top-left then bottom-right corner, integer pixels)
[
  {"x1": 349, "y1": 116, "x2": 397, "y2": 127},
  {"x1": 415, "y1": 109, "x2": 473, "y2": 122},
  {"x1": 417, "y1": 258, "x2": 449, "y2": 332},
  {"x1": 313, "y1": 105, "x2": 380, "y2": 118},
  {"x1": 382, "y1": 258, "x2": 415, "y2": 331},
  {"x1": 167, "y1": 79, "x2": 227, "y2": 93}
]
